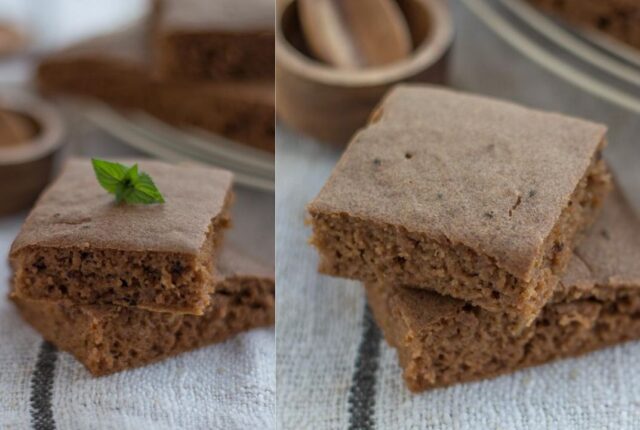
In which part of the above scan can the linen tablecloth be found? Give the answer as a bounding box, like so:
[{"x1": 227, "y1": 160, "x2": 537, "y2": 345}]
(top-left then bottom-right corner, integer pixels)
[
  {"x1": 276, "y1": 2, "x2": 640, "y2": 428},
  {"x1": 0, "y1": 136, "x2": 275, "y2": 430}
]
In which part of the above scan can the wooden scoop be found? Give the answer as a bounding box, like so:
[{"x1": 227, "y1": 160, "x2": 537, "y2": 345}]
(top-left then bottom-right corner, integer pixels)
[{"x1": 298, "y1": 0, "x2": 412, "y2": 69}]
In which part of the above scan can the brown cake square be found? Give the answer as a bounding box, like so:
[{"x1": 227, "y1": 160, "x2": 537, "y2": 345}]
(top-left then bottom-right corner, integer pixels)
[
  {"x1": 367, "y1": 188, "x2": 640, "y2": 392},
  {"x1": 152, "y1": 0, "x2": 274, "y2": 82},
  {"x1": 309, "y1": 85, "x2": 611, "y2": 330},
  {"x1": 10, "y1": 158, "x2": 233, "y2": 315},
  {"x1": 37, "y1": 25, "x2": 275, "y2": 153},
  {"x1": 12, "y1": 246, "x2": 275, "y2": 376}
]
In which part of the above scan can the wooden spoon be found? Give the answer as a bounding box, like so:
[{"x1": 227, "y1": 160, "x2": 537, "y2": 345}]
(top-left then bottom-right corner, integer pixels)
[{"x1": 298, "y1": 0, "x2": 412, "y2": 69}]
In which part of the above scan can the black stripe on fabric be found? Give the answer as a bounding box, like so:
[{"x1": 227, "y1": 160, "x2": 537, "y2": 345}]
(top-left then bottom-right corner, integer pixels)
[
  {"x1": 348, "y1": 303, "x2": 382, "y2": 430},
  {"x1": 30, "y1": 341, "x2": 58, "y2": 430}
]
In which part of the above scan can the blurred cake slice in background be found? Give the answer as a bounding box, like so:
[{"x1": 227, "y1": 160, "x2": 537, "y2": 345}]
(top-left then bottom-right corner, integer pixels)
[
  {"x1": 36, "y1": 23, "x2": 274, "y2": 152},
  {"x1": 527, "y1": 0, "x2": 640, "y2": 50},
  {"x1": 151, "y1": 0, "x2": 274, "y2": 82}
]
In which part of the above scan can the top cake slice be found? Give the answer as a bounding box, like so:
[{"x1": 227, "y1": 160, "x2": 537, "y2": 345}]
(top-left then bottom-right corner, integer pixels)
[
  {"x1": 309, "y1": 85, "x2": 611, "y2": 329},
  {"x1": 10, "y1": 158, "x2": 233, "y2": 315}
]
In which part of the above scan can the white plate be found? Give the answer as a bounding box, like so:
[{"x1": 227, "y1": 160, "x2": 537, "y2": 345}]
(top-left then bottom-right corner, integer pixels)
[
  {"x1": 461, "y1": 0, "x2": 640, "y2": 115},
  {"x1": 82, "y1": 102, "x2": 274, "y2": 192},
  {"x1": 79, "y1": 102, "x2": 275, "y2": 191}
]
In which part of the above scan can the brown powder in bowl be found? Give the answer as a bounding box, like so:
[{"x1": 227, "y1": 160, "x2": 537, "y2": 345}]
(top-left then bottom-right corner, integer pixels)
[{"x1": 0, "y1": 109, "x2": 40, "y2": 147}]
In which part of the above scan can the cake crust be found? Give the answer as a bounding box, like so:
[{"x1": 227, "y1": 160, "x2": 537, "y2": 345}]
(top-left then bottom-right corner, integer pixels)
[
  {"x1": 11, "y1": 159, "x2": 232, "y2": 254},
  {"x1": 367, "y1": 188, "x2": 640, "y2": 392},
  {"x1": 11, "y1": 245, "x2": 275, "y2": 376}
]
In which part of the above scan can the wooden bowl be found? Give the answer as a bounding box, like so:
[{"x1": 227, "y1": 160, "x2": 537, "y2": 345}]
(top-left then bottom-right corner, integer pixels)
[
  {"x1": 0, "y1": 92, "x2": 65, "y2": 216},
  {"x1": 276, "y1": 0, "x2": 453, "y2": 145}
]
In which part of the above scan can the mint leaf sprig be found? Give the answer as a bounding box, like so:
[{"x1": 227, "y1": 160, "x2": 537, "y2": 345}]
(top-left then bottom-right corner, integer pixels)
[{"x1": 92, "y1": 158, "x2": 165, "y2": 204}]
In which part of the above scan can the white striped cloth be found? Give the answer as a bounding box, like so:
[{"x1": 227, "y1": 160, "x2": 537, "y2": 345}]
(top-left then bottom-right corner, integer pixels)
[
  {"x1": 275, "y1": 123, "x2": 640, "y2": 429},
  {"x1": 275, "y1": 2, "x2": 640, "y2": 423}
]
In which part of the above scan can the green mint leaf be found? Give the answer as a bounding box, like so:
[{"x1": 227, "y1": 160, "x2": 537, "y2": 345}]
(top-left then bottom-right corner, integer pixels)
[
  {"x1": 125, "y1": 163, "x2": 139, "y2": 184},
  {"x1": 92, "y1": 158, "x2": 164, "y2": 204},
  {"x1": 123, "y1": 172, "x2": 165, "y2": 204},
  {"x1": 114, "y1": 182, "x2": 134, "y2": 204},
  {"x1": 92, "y1": 158, "x2": 128, "y2": 193}
]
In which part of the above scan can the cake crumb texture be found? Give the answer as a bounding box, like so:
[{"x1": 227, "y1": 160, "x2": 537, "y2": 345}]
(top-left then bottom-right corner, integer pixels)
[{"x1": 11, "y1": 246, "x2": 275, "y2": 376}]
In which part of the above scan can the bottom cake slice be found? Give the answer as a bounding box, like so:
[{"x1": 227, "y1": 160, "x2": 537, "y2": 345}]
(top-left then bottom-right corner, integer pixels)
[
  {"x1": 11, "y1": 247, "x2": 274, "y2": 376},
  {"x1": 367, "y1": 188, "x2": 640, "y2": 392}
]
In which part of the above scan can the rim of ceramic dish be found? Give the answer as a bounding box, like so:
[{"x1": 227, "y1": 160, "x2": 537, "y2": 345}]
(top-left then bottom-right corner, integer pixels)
[
  {"x1": 276, "y1": 0, "x2": 454, "y2": 87},
  {"x1": 461, "y1": 0, "x2": 640, "y2": 115}
]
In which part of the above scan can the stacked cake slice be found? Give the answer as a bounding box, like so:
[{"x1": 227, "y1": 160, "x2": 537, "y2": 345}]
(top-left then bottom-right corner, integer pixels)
[
  {"x1": 9, "y1": 159, "x2": 274, "y2": 375},
  {"x1": 308, "y1": 85, "x2": 639, "y2": 392},
  {"x1": 36, "y1": 0, "x2": 275, "y2": 152}
]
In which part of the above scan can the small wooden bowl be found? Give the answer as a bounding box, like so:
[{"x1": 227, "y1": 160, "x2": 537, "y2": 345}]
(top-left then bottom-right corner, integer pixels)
[
  {"x1": 0, "y1": 92, "x2": 65, "y2": 216},
  {"x1": 276, "y1": 0, "x2": 453, "y2": 145}
]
